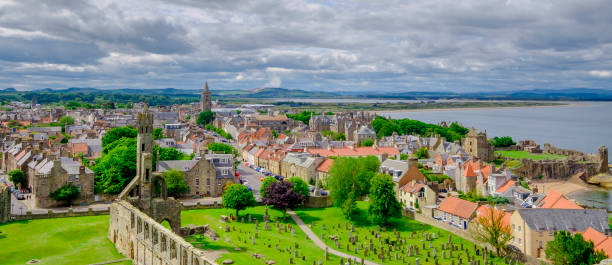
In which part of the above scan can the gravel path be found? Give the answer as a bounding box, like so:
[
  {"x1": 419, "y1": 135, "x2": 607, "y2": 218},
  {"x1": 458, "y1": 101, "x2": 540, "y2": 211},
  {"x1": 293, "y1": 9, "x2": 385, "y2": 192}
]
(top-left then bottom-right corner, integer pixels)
[{"x1": 287, "y1": 210, "x2": 381, "y2": 265}]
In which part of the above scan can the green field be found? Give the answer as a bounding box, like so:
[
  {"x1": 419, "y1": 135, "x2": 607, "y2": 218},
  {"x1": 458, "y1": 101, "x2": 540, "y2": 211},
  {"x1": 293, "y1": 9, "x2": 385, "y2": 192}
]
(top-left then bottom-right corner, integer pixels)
[
  {"x1": 180, "y1": 206, "x2": 343, "y2": 265},
  {"x1": 495, "y1": 150, "x2": 567, "y2": 161},
  {"x1": 0, "y1": 215, "x2": 130, "y2": 265},
  {"x1": 295, "y1": 202, "x2": 506, "y2": 265}
]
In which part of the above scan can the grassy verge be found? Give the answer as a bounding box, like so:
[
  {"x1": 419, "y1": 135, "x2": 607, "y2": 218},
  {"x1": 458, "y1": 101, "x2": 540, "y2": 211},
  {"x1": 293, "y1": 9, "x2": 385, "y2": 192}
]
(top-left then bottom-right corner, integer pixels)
[
  {"x1": 495, "y1": 150, "x2": 567, "y2": 160},
  {"x1": 294, "y1": 201, "x2": 506, "y2": 265},
  {"x1": 0, "y1": 215, "x2": 130, "y2": 265},
  {"x1": 180, "y1": 206, "x2": 342, "y2": 264}
]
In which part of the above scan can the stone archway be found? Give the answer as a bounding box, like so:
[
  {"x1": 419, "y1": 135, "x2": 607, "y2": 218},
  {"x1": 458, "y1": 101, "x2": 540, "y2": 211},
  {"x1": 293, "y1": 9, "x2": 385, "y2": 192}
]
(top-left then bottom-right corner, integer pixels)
[{"x1": 151, "y1": 175, "x2": 168, "y2": 200}]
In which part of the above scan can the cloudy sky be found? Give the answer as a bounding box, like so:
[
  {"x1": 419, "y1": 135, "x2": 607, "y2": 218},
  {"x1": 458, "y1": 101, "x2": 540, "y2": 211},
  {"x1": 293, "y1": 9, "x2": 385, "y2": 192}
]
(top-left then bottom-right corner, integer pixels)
[{"x1": 1, "y1": 0, "x2": 611, "y2": 92}]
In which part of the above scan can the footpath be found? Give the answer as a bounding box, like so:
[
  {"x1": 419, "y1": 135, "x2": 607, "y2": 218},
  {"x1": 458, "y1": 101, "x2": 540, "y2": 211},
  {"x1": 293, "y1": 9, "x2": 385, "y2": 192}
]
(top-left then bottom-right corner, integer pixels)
[{"x1": 287, "y1": 209, "x2": 380, "y2": 265}]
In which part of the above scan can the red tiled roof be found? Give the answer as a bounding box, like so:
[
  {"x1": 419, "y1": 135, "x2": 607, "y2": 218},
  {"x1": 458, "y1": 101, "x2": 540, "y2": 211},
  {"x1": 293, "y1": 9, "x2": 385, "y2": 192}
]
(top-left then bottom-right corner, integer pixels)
[
  {"x1": 496, "y1": 180, "x2": 515, "y2": 194},
  {"x1": 539, "y1": 189, "x2": 583, "y2": 209},
  {"x1": 400, "y1": 182, "x2": 425, "y2": 194},
  {"x1": 475, "y1": 205, "x2": 511, "y2": 227},
  {"x1": 316, "y1": 158, "x2": 334, "y2": 173},
  {"x1": 71, "y1": 142, "x2": 88, "y2": 154},
  {"x1": 438, "y1": 196, "x2": 478, "y2": 219},
  {"x1": 463, "y1": 163, "x2": 476, "y2": 177},
  {"x1": 307, "y1": 146, "x2": 399, "y2": 157},
  {"x1": 582, "y1": 227, "x2": 612, "y2": 258},
  {"x1": 14, "y1": 150, "x2": 27, "y2": 161}
]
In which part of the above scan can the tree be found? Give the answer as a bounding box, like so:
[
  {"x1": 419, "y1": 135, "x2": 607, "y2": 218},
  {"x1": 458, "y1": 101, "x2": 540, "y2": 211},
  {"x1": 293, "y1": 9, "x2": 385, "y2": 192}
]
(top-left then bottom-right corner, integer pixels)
[
  {"x1": 94, "y1": 137, "x2": 137, "y2": 194},
  {"x1": 50, "y1": 184, "x2": 81, "y2": 206},
  {"x1": 271, "y1": 129, "x2": 279, "y2": 139},
  {"x1": 288, "y1": 177, "x2": 309, "y2": 200},
  {"x1": 491, "y1": 136, "x2": 516, "y2": 148},
  {"x1": 153, "y1": 128, "x2": 164, "y2": 140},
  {"x1": 415, "y1": 147, "x2": 429, "y2": 159},
  {"x1": 208, "y1": 142, "x2": 236, "y2": 155},
  {"x1": 222, "y1": 184, "x2": 256, "y2": 217},
  {"x1": 471, "y1": 205, "x2": 513, "y2": 256},
  {"x1": 368, "y1": 174, "x2": 401, "y2": 226},
  {"x1": 361, "y1": 139, "x2": 375, "y2": 147},
  {"x1": 162, "y1": 169, "x2": 189, "y2": 198},
  {"x1": 158, "y1": 147, "x2": 187, "y2": 161},
  {"x1": 263, "y1": 181, "x2": 303, "y2": 219},
  {"x1": 102, "y1": 126, "x2": 137, "y2": 147},
  {"x1": 8, "y1": 170, "x2": 26, "y2": 189},
  {"x1": 328, "y1": 156, "x2": 380, "y2": 217},
  {"x1": 197, "y1": 110, "x2": 215, "y2": 125},
  {"x1": 545, "y1": 230, "x2": 607, "y2": 265},
  {"x1": 59, "y1": 116, "x2": 75, "y2": 126},
  {"x1": 261, "y1": 176, "x2": 278, "y2": 199}
]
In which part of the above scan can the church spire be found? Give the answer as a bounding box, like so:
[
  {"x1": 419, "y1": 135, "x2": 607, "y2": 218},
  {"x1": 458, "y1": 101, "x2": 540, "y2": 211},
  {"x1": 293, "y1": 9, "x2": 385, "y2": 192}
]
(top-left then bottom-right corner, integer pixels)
[{"x1": 204, "y1": 81, "x2": 209, "y2": 92}]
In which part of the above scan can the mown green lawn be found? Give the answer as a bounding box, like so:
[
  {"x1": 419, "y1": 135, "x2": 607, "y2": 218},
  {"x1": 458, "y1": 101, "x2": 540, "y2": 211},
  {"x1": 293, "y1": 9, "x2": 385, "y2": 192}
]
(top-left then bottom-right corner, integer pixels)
[
  {"x1": 180, "y1": 206, "x2": 343, "y2": 265},
  {"x1": 295, "y1": 201, "x2": 506, "y2": 265},
  {"x1": 495, "y1": 150, "x2": 567, "y2": 160},
  {"x1": 0, "y1": 215, "x2": 130, "y2": 265}
]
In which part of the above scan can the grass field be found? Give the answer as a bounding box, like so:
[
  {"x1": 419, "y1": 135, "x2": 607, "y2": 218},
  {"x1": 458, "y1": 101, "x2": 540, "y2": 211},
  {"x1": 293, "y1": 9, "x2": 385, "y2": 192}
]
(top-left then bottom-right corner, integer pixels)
[
  {"x1": 295, "y1": 202, "x2": 506, "y2": 265},
  {"x1": 0, "y1": 215, "x2": 130, "y2": 265},
  {"x1": 495, "y1": 150, "x2": 567, "y2": 161},
  {"x1": 180, "y1": 206, "x2": 343, "y2": 265}
]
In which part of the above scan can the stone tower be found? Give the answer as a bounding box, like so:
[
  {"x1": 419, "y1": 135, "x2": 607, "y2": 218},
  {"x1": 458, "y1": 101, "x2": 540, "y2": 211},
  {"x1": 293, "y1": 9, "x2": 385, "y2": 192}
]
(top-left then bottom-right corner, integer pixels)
[
  {"x1": 462, "y1": 128, "x2": 495, "y2": 162},
  {"x1": 200, "y1": 81, "x2": 212, "y2": 111},
  {"x1": 137, "y1": 104, "x2": 154, "y2": 199},
  {"x1": 598, "y1": 146, "x2": 609, "y2": 173}
]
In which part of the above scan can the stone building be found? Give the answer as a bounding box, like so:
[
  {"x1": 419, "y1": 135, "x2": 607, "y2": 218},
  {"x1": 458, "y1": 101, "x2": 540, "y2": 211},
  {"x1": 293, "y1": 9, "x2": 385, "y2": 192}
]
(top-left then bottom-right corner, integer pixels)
[
  {"x1": 245, "y1": 114, "x2": 296, "y2": 132},
  {"x1": 0, "y1": 182, "x2": 10, "y2": 223},
  {"x1": 510, "y1": 208, "x2": 609, "y2": 259},
  {"x1": 26, "y1": 155, "x2": 95, "y2": 207},
  {"x1": 156, "y1": 158, "x2": 217, "y2": 197},
  {"x1": 280, "y1": 152, "x2": 325, "y2": 184},
  {"x1": 204, "y1": 153, "x2": 235, "y2": 196},
  {"x1": 200, "y1": 81, "x2": 212, "y2": 112},
  {"x1": 353, "y1": 125, "x2": 376, "y2": 145},
  {"x1": 462, "y1": 128, "x2": 494, "y2": 161}
]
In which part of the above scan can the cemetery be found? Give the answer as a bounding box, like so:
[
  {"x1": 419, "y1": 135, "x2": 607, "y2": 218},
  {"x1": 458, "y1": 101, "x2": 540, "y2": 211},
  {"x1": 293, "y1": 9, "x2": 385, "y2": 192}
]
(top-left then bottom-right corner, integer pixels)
[
  {"x1": 179, "y1": 206, "x2": 344, "y2": 265},
  {"x1": 295, "y1": 202, "x2": 509, "y2": 265}
]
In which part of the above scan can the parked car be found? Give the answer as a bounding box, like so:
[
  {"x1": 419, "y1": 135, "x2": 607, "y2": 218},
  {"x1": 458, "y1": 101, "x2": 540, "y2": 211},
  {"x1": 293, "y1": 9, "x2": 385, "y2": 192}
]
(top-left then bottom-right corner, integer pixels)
[
  {"x1": 320, "y1": 190, "x2": 328, "y2": 196},
  {"x1": 17, "y1": 193, "x2": 24, "y2": 200}
]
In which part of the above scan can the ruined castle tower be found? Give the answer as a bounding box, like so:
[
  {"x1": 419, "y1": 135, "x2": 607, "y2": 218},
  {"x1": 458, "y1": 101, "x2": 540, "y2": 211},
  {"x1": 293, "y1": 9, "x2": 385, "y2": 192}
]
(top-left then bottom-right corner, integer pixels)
[
  {"x1": 136, "y1": 104, "x2": 154, "y2": 199},
  {"x1": 462, "y1": 128, "x2": 495, "y2": 162},
  {"x1": 200, "y1": 81, "x2": 212, "y2": 111},
  {"x1": 598, "y1": 146, "x2": 609, "y2": 173}
]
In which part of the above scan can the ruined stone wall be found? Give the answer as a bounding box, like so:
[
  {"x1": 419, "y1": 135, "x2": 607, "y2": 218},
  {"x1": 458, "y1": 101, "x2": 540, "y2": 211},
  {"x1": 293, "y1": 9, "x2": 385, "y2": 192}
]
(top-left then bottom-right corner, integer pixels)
[
  {"x1": 0, "y1": 182, "x2": 10, "y2": 223},
  {"x1": 514, "y1": 159, "x2": 600, "y2": 180},
  {"x1": 543, "y1": 143, "x2": 585, "y2": 158},
  {"x1": 109, "y1": 200, "x2": 217, "y2": 265}
]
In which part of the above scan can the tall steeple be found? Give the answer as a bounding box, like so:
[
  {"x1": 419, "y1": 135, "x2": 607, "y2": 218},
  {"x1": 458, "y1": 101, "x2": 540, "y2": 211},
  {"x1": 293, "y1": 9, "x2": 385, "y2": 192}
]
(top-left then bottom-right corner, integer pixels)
[
  {"x1": 136, "y1": 104, "x2": 154, "y2": 199},
  {"x1": 201, "y1": 80, "x2": 212, "y2": 111}
]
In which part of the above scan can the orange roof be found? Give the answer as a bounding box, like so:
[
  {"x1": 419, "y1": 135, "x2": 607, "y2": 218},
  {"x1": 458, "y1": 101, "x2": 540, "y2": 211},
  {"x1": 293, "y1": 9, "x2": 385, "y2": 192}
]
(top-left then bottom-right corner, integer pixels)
[
  {"x1": 438, "y1": 196, "x2": 478, "y2": 219},
  {"x1": 496, "y1": 180, "x2": 515, "y2": 194},
  {"x1": 476, "y1": 205, "x2": 511, "y2": 227},
  {"x1": 14, "y1": 150, "x2": 27, "y2": 161},
  {"x1": 400, "y1": 182, "x2": 425, "y2": 194},
  {"x1": 71, "y1": 142, "x2": 88, "y2": 154},
  {"x1": 539, "y1": 189, "x2": 583, "y2": 209},
  {"x1": 582, "y1": 227, "x2": 612, "y2": 258},
  {"x1": 463, "y1": 163, "x2": 476, "y2": 177},
  {"x1": 277, "y1": 134, "x2": 287, "y2": 140},
  {"x1": 316, "y1": 158, "x2": 334, "y2": 173},
  {"x1": 307, "y1": 146, "x2": 399, "y2": 157}
]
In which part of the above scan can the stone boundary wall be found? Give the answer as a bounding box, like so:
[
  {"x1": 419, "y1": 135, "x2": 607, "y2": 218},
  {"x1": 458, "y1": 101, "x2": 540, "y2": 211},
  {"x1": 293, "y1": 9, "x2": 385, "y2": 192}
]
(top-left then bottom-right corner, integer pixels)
[
  {"x1": 11, "y1": 201, "x2": 224, "y2": 221},
  {"x1": 109, "y1": 200, "x2": 217, "y2": 265},
  {"x1": 304, "y1": 195, "x2": 332, "y2": 208}
]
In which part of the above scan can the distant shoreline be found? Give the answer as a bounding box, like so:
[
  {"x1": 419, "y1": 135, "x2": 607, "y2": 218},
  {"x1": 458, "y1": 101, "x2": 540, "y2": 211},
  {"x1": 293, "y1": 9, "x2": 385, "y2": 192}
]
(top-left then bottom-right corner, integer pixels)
[{"x1": 372, "y1": 101, "x2": 581, "y2": 114}]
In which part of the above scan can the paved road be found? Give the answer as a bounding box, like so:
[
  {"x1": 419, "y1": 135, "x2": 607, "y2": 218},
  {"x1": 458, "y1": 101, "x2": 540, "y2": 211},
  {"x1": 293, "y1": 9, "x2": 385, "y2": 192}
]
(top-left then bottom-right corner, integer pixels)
[
  {"x1": 237, "y1": 163, "x2": 263, "y2": 199},
  {"x1": 287, "y1": 209, "x2": 380, "y2": 265}
]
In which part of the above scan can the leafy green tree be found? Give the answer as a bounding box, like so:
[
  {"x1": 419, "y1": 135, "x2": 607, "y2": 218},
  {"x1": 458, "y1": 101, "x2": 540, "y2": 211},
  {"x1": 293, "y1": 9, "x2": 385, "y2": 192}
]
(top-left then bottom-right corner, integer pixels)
[
  {"x1": 184, "y1": 114, "x2": 191, "y2": 121},
  {"x1": 399, "y1": 153, "x2": 409, "y2": 160},
  {"x1": 361, "y1": 139, "x2": 375, "y2": 147},
  {"x1": 59, "y1": 116, "x2": 75, "y2": 126},
  {"x1": 415, "y1": 147, "x2": 429, "y2": 159},
  {"x1": 328, "y1": 156, "x2": 380, "y2": 217},
  {"x1": 102, "y1": 126, "x2": 137, "y2": 147},
  {"x1": 208, "y1": 142, "x2": 236, "y2": 155},
  {"x1": 271, "y1": 129, "x2": 279, "y2": 139},
  {"x1": 162, "y1": 169, "x2": 189, "y2": 198},
  {"x1": 50, "y1": 184, "x2": 81, "y2": 206},
  {"x1": 8, "y1": 170, "x2": 26, "y2": 189},
  {"x1": 288, "y1": 177, "x2": 309, "y2": 199},
  {"x1": 65, "y1": 101, "x2": 82, "y2": 109},
  {"x1": 94, "y1": 138, "x2": 137, "y2": 194},
  {"x1": 491, "y1": 136, "x2": 516, "y2": 147},
  {"x1": 153, "y1": 128, "x2": 164, "y2": 140},
  {"x1": 197, "y1": 110, "x2": 215, "y2": 125},
  {"x1": 342, "y1": 192, "x2": 358, "y2": 220},
  {"x1": 321, "y1": 130, "x2": 346, "y2": 141},
  {"x1": 205, "y1": 124, "x2": 233, "y2": 139},
  {"x1": 286, "y1": 111, "x2": 319, "y2": 125},
  {"x1": 261, "y1": 176, "x2": 278, "y2": 199},
  {"x1": 368, "y1": 174, "x2": 401, "y2": 226},
  {"x1": 545, "y1": 230, "x2": 607, "y2": 265},
  {"x1": 158, "y1": 147, "x2": 187, "y2": 161},
  {"x1": 222, "y1": 184, "x2": 256, "y2": 217},
  {"x1": 372, "y1": 116, "x2": 468, "y2": 142}
]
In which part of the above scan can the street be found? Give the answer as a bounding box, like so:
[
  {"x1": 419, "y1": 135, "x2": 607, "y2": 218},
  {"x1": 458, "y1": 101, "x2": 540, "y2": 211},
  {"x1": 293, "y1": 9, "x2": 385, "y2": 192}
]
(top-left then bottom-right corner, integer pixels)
[{"x1": 236, "y1": 163, "x2": 263, "y2": 199}]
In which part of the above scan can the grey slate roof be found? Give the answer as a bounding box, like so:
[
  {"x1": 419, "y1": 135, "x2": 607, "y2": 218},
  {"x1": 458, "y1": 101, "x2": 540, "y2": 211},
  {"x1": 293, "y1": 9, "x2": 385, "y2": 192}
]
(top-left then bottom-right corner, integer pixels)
[
  {"x1": 517, "y1": 209, "x2": 609, "y2": 233},
  {"x1": 157, "y1": 160, "x2": 198, "y2": 172}
]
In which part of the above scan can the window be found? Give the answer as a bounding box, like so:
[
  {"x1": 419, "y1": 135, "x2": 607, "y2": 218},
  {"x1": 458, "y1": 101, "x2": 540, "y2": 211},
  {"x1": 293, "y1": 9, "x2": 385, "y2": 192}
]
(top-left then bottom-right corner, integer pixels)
[
  {"x1": 519, "y1": 238, "x2": 522, "y2": 245},
  {"x1": 141, "y1": 144, "x2": 145, "y2": 151},
  {"x1": 67, "y1": 176, "x2": 72, "y2": 183},
  {"x1": 195, "y1": 178, "x2": 199, "y2": 185},
  {"x1": 207, "y1": 178, "x2": 210, "y2": 185},
  {"x1": 512, "y1": 224, "x2": 515, "y2": 230},
  {"x1": 75, "y1": 175, "x2": 79, "y2": 182},
  {"x1": 145, "y1": 169, "x2": 150, "y2": 182},
  {"x1": 222, "y1": 169, "x2": 229, "y2": 175},
  {"x1": 539, "y1": 241, "x2": 543, "y2": 248},
  {"x1": 518, "y1": 226, "x2": 521, "y2": 232}
]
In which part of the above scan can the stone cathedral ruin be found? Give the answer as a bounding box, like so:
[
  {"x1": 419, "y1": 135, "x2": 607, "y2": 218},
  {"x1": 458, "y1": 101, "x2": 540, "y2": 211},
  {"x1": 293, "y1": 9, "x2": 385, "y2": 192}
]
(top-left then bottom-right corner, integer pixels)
[{"x1": 108, "y1": 105, "x2": 217, "y2": 265}]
